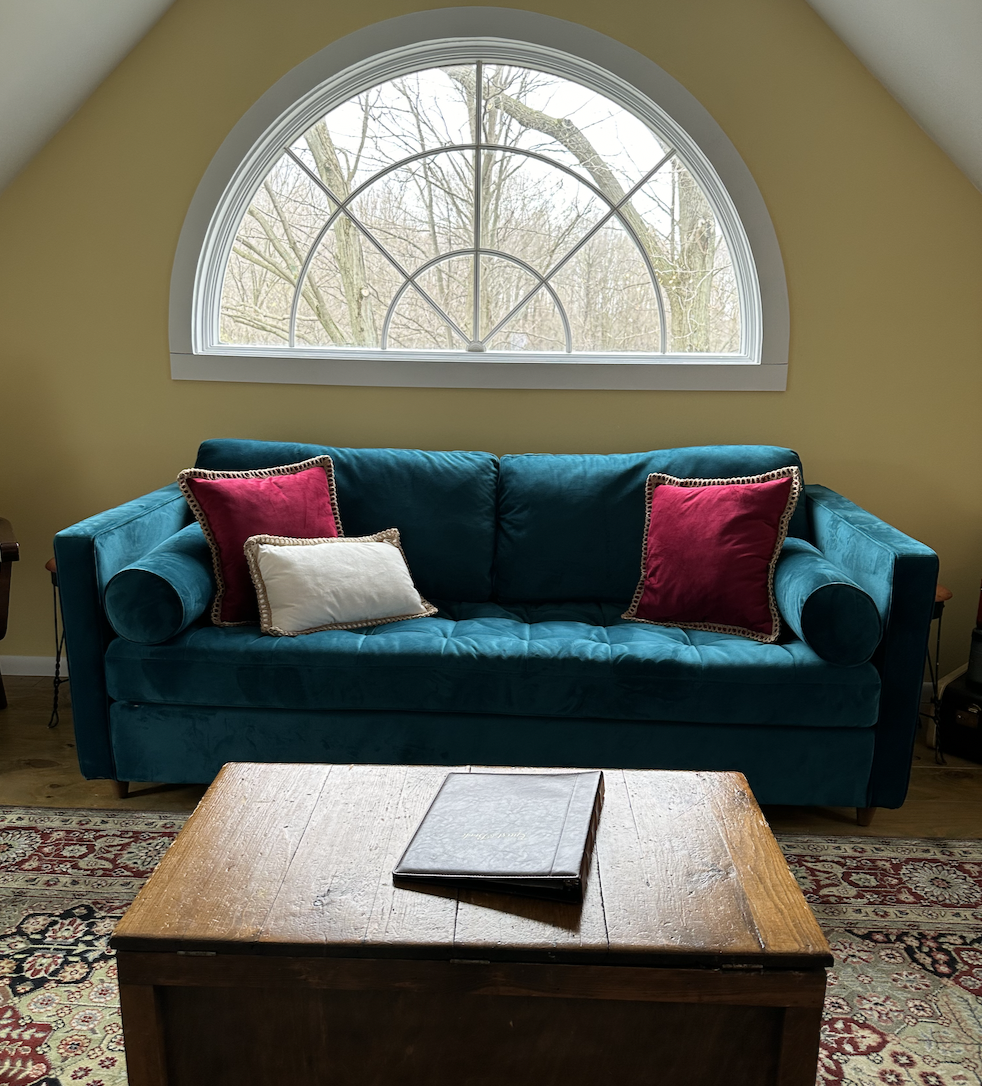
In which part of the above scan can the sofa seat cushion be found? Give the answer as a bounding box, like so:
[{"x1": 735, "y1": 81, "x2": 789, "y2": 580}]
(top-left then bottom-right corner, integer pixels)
[{"x1": 105, "y1": 601, "x2": 879, "y2": 727}]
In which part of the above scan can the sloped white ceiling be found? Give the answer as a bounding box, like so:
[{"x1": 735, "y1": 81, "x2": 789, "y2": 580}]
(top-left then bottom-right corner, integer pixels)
[
  {"x1": 0, "y1": 0, "x2": 174, "y2": 193},
  {"x1": 0, "y1": 1, "x2": 979, "y2": 197},
  {"x1": 806, "y1": 0, "x2": 982, "y2": 193}
]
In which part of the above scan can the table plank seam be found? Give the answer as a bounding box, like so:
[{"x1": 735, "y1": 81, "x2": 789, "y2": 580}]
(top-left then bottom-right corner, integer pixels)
[
  {"x1": 700, "y1": 775, "x2": 766, "y2": 955},
  {"x1": 252, "y1": 764, "x2": 337, "y2": 950},
  {"x1": 361, "y1": 764, "x2": 420, "y2": 947}
]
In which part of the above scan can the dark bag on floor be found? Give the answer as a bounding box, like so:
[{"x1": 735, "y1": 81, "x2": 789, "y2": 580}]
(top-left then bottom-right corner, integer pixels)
[{"x1": 939, "y1": 675, "x2": 982, "y2": 764}]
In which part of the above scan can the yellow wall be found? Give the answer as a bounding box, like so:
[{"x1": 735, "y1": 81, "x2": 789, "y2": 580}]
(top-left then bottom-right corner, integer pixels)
[{"x1": 2, "y1": 0, "x2": 981, "y2": 667}]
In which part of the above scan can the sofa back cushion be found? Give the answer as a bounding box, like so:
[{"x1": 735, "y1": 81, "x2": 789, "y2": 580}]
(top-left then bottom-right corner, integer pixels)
[
  {"x1": 194, "y1": 440, "x2": 499, "y2": 601},
  {"x1": 494, "y1": 446, "x2": 807, "y2": 602}
]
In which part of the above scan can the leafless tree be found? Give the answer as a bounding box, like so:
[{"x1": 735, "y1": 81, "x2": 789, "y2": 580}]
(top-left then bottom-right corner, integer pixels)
[{"x1": 220, "y1": 65, "x2": 739, "y2": 355}]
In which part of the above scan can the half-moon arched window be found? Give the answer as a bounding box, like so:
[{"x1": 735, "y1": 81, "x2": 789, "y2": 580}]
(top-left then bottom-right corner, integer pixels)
[{"x1": 173, "y1": 17, "x2": 787, "y2": 389}]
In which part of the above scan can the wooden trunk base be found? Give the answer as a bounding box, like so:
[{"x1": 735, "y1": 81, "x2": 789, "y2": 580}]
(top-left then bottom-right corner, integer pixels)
[{"x1": 123, "y1": 981, "x2": 817, "y2": 1086}]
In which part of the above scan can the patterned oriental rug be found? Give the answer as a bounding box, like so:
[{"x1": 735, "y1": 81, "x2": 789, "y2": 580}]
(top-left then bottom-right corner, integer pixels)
[
  {"x1": 779, "y1": 834, "x2": 982, "y2": 1086},
  {"x1": 0, "y1": 809, "x2": 980, "y2": 1086}
]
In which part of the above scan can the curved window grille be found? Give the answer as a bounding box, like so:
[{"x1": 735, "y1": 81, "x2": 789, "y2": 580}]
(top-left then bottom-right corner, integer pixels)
[{"x1": 217, "y1": 58, "x2": 748, "y2": 358}]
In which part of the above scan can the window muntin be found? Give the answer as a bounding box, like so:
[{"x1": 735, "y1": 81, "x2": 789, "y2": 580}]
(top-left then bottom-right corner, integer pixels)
[{"x1": 218, "y1": 61, "x2": 741, "y2": 358}]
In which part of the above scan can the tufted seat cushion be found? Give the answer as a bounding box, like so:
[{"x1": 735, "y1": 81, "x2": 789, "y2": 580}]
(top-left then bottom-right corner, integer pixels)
[{"x1": 105, "y1": 601, "x2": 879, "y2": 728}]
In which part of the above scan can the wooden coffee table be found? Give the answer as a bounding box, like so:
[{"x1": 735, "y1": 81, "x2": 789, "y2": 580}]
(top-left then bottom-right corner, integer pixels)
[{"x1": 112, "y1": 763, "x2": 831, "y2": 1086}]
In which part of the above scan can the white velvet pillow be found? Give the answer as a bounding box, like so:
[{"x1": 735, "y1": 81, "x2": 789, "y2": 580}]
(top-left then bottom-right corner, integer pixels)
[{"x1": 244, "y1": 529, "x2": 437, "y2": 636}]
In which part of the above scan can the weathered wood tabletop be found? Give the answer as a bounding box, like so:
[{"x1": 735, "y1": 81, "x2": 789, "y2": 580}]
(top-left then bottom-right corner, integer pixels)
[{"x1": 112, "y1": 762, "x2": 830, "y2": 969}]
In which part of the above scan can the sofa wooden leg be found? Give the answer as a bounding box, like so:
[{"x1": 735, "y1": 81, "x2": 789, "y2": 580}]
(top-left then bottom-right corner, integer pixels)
[
  {"x1": 856, "y1": 807, "x2": 876, "y2": 827},
  {"x1": 111, "y1": 780, "x2": 129, "y2": 800}
]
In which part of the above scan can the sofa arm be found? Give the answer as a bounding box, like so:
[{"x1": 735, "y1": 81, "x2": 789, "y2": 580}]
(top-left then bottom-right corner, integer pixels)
[
  {"x1": 806, "y1": 485, "x2": 938, "y2": 807},
  {"x1": 54, "y1": 484, "x2": 191, "y2": 779}
]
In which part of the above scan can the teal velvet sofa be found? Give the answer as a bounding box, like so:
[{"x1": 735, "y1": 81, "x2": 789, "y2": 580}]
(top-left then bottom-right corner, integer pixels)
[{"x1": 54, "y1": 440, "x2": 938, "y2": 814}]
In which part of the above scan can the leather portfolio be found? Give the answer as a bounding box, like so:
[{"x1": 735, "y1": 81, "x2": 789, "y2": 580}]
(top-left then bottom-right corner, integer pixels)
[{"x1": 392, "y1": 770, "x2": 604, "y2": 902}]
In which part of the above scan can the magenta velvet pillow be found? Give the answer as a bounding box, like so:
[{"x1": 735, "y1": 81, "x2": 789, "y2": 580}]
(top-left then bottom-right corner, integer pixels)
[
  {"x1": 622, "y1": 467, "x2": 802, "y2": 642},
  {"x1": 178, "y1": 457, "x2": 342, "y2": 626}
]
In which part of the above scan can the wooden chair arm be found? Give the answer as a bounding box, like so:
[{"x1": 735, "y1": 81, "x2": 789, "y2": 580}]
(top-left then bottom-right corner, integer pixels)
[
  {"x1": 0, "y1": 518, "x2": 18, "y2": 562},
  {"x1": 0, "y1": 518, "x2": 17, "y2": 642}
]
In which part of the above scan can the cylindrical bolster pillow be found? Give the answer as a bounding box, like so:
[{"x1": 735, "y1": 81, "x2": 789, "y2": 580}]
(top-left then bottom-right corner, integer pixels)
[
  {"x1": 105, "y1": 524, "x2": 214, "y2": 644},
  {"x1": 774, "y1": 537, "x2": 882, "y2": 666}
]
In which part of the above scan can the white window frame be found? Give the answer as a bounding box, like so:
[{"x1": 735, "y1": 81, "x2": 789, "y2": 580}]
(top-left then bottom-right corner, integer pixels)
[{"x1": 170, "y1": 8, "x2": 788, "y2": 391}]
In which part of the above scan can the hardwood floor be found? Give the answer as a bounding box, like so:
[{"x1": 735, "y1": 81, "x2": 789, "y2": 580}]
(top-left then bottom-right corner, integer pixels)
[
  {"x1": 0, "y1": 676, "x2": 206, "y2": 811},
  {"x1": 1, "y1": 675, "x2": 980, "y2": 836}
]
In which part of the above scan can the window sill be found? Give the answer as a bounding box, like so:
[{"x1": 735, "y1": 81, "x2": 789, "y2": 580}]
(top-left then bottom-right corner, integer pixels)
[{"x1": 170, "y1": 351, "x2": 787, "y2": 390}]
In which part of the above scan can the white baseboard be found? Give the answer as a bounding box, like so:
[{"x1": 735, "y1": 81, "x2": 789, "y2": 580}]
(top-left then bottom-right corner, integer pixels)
[{"x1": 0, "y1": 656, "x2": 66, "y2": 677}]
